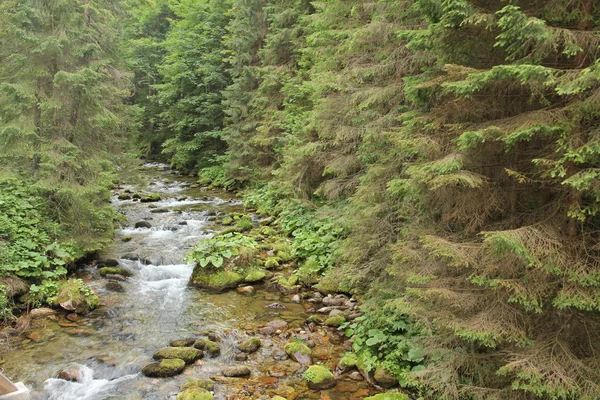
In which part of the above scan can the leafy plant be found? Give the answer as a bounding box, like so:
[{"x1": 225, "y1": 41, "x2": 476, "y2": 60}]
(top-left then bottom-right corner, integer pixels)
[{"x1": 185, "y1": 232, "x2": 258, "y2": 269}]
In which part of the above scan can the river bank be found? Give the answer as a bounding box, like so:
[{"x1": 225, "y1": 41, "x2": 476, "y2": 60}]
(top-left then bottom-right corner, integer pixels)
[{"x1": 0, "y1": 164, "x2": 394, "y2": 400}]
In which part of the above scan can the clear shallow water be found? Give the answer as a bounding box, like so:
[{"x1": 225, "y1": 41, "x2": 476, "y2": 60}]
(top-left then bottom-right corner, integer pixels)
[{"x1": 0, "y1": 164, "x2": 308, "y2": 400}]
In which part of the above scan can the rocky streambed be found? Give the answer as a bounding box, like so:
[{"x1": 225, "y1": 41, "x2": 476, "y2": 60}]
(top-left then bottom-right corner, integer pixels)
[{"x1": 0, "y1": 164, "x2": 395, "y2": 400}]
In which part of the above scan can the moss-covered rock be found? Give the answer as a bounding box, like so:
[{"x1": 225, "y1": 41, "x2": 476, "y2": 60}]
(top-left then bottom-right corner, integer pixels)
[
  {"x1": 140, "y1": 193, "x2": 161, "y2": 202},
  {"x1": 117, "y1": 193, "x2": 132, "y2": 200},
  {"x1": 271, "y1": 397, "x2": 287, "y2": 400},
  {"x1": 303, "y1": 365, "x2": 336, "y2": 390},
  {"x1": 52, "y1": 279, "x2": 99, "y2": 314},
  {"x1": 176, "y1": 388, "x2": 214, "y2": 400},
  {"x1": 189, "y1": 269, "x2": 243, "y2": 292},
  {"x1": 339, "y1": 352, "x2": 358, "y2": 368},
  {"x1": 182, "y1": 378, "x2": 215, "y2": 391},
  {"x1": 170, "y1": 338, "x2": 197, "y2": 347},
  {"x1": 99, "y1": 267, "x2": 133, "y2": 277},
  {"x1": 364, "y1": 394, "x2": 409, "y2": 400},
  {"x1": 325, "y1": 314, "x2": 346, "y2": 327},
  {"x1": 142, "y1": 358, "x2": 186, "y2": 377},
  {"x1": 239, "y1": 337, "x2": 261, "y2": 353},
  {"x1": 193, "y1": 338, "x2": 220, "y2": 357},
  {"x1": 221, "y1": 217, "x2": 234, "y2": 225},
  {"x1": 244, "y1": 269, "x2": 266, "y2": 283},
  {"x1": 153, "y1": 347, "x2": 203, "y2": 364},
  {"x1": 284, "y1": 341, "x2": 312, "y2": 365},
  {"x1": 264, "y1": 257, "x2": 281, "y2": 269},
  {"x1": 122, "y1": 236, "x2": 132, "y2": 242}
]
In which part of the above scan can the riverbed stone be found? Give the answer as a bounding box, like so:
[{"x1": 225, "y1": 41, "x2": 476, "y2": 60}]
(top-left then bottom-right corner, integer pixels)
[
  {"x1": 142, "y1": 358, "x2": 186, "y2": 377},
  {"x1": 374, "y1": 366, "x2": 399, "y2": 389},
  {"x1": 284, "y1": 341, "x2": 312, "y2": 365},
  {"x1": 234, "y1": 353, "x2": 248, "y2": 361},
  {"x1": 303, "y1": 365, "x2": 336, "y2": 390},
  {"x1": 176, "y1": 388, "x2": 214, "y2": 400},
  {"x1": 260, "y1": 319, "x2": 288, "y2": 335},
  {"x1": 153, "y1": 347, "x2": 203, "y2": 364},
  {"x1": 193, "y1": 338, "x2": 221, "y2": 357},
  {"x1": 222, "y1": 366, "x2": 251, "y2": 377},
  {"x1": 189, "y1": 269, "x2": 243, "y2": 292},
  {"x1": 135, "y1": 221, "x2": 152, "y2": 228},
  {"x1": 98, "y1": 259, "x2": 119, "y2": 267},
  {"x1": 171, "y1": 338, "x2": 197, "y2": 347},
  {"x1": 239, "y1": 337, "x2": 261, "y2": 353}
]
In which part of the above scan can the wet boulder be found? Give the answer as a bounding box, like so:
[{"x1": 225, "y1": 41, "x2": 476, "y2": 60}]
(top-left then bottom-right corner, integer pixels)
[
  {"x1": 303, "y1": 365, "x2": 336, "y2": 390},
  {"x1": 153, "y1": 347, "x2": 203, "y2": 364},
  {"x1": 29, "y1": 307, "x2": 57, "y2": 319},
  {"x1": 222, "y1": 366, "x2": 251, "y2": 378},
  {"x1": 135, "y1": 221, "x2": 152, "y2": 229},
  {"x1": 97, "y1": 259, "x2": 119, "y2": 267},
  {"x1": 244, "y1": 269, "x2": 267, "y2": 283},
  {"x1": 142, "y1": 358, "x2": 186, "y2": 377},
  {"x1": 239, "y1": 337, "x2": 261, "y2": 354},
  {"x1": 105, "y1": 281, "x2": 125, "y2": 292},
  {"x1": 57, "y1": 365, "x2": 85, "y2": 382},
  {"x1": 193, "y1": 338, "x2": 220, "y2": 358}
]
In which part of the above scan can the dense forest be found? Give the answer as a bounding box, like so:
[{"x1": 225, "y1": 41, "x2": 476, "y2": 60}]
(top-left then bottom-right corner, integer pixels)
[{"x1": 1, "y1": 0, "x2": 600, "y2": 399}]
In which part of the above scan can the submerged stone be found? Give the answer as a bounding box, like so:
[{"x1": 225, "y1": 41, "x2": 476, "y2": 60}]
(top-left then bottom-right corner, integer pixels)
[
  {"x1": 222, "y1": 366, "x2": 251, "y2": 377},
  {"x1": 99, "y1": 267, "x2": 133, "y2": 277},
  {"x1": 182, "y1": 378, "x2": 215, "y2": 391}
]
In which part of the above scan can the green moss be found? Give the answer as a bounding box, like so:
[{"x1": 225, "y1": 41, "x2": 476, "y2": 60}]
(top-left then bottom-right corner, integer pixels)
[
  {"x1": 303, "y1": 365, "x2": 334, "y2": 384},
  {"x1": 193, "y1": 338, "x2": 220, "y2": 357},
  {"x1": 265, "y1": 257, "x2": 281, "y2": 269},
  {"x1": 325, "y1": 314, "x2": 346, "y2": 327},
  {"x1": 99, "y1": 267, "x2": 133, "y2": 277},
  {"x1": 340, "y1": 352, "x2": 358, "y2": 368},
  {"x1": 221, "y1": 217, "x2": 234, "y2": 225},
  {"x1": 288, "y1": 274, "x2": 299, "y2": 286},
  {"x1": 176, "y1": 388, "x2": 214, "y2": 400},
  {"x1": 244, "y1": 269, "x2": 266, "y2": 283},
  {"x1": 276, "y1": 250, "x2": 292, "y2": 262},
  {"x1": 364, "y1": 394, "x2": 409, "y2": 400},
  {"x1": 142, "y1": 358, "x2": 186, "y2": 377},
  {"x1": 140, "y1": 193, "x2": 161, "y2": 202},
  {"x1": 271, "y1": 397, "x2": 287, "y2": 400},
  {"x1": 239, "y1": 337, "x2": 261, "y2": 353},
  {"x1": 117, "y1": 193, "x2": 131, "y2": 200},
  {"x1": 191, "y1": 270, "x2": 243, "y2": 291},
  {"x1": 182, "y1": 378, "x2": 215, "y2": 391},
  {"x1": 52, "y1": 279, "x2": 99, "y2": 314},
  {"x1": 153, "y1": 347, "x2": 203, "y2": 364},
  {"x1": 235, "y1": 216, "x2": 253, "y2": 231},
  {"x1": 284, "y1": 341, "x2": 312, "y2": 356},
  {"x1": 260, "y1": 226, "x2": 277, "y2": 236},
  {"x1": 122, "y1": 236, "x2": 132, "y2": 242}
]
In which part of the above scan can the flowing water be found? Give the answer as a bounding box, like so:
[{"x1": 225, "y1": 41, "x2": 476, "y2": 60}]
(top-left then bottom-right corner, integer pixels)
[{"x1": 0, "y1": 164, "x2": 315, "y2": 399}]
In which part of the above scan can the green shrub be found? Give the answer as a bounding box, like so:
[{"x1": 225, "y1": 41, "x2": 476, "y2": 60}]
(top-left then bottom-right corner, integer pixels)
[{"x1": 186, "y1": 232, "x2": 258, "y2": 269}]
